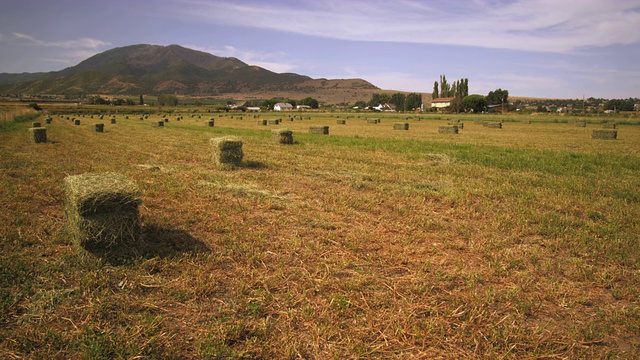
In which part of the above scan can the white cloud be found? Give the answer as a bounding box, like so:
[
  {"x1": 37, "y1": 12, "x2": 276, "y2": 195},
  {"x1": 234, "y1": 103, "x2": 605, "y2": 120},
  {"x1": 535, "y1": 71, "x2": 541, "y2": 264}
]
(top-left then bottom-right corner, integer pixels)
[
  {"x1": 11, "y1": 32, "x2": 110, "y2": 49},
  {"x1": 186, "y1": 44, "x2": 298, "y2": 73},
  {"x1": 174, "y1": 0, "x2": 640, "y2": 53}
]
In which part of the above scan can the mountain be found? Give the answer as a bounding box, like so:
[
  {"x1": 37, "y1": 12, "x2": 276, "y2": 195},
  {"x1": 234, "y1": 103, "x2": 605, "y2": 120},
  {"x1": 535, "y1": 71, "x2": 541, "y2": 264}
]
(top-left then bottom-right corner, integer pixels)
[{"x1": 0, "y1": 44, "x2": 379, "y2": 98}]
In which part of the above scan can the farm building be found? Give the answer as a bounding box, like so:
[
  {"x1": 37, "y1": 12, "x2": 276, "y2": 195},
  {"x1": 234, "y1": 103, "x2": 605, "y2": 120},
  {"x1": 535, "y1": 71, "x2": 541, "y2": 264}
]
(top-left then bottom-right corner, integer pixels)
[
  {"x1": 431, "y1": 97, "x2": 454, "y2": 109},
  {"x1": 274, "y1": 103, "x2": 293, "y2": 111},
  {"x1": 374, "y1": 103, "x2": 396, "y2": 111}
]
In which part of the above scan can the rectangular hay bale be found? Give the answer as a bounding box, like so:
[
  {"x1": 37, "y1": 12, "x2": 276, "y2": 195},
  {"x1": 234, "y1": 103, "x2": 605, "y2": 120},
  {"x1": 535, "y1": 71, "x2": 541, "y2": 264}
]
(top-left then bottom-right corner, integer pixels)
[
  {"x1": 30, "y1": 127, "x2": 47, "y2": 143},
  {"x1": 309, "y1": 126, "x2": 329, "y2": 135},
  {"x1": 210, "y1": 136, "x2": 244, "y2": 169},
  {"x1": 592, "y1": 129, "x2": 617, "y2": 140},
  {"x1": 394, "y1": 122, "x2": 409, "y2": 130},
  {"x1": 438, "y1": 125, "x2": 458, "y2": 134},
  {"x1": 64, "y1": 172, "x2": 141, "y2": 249},
  {"x1": 272, "y1": 129, "x2": 294, "y2": 144}
]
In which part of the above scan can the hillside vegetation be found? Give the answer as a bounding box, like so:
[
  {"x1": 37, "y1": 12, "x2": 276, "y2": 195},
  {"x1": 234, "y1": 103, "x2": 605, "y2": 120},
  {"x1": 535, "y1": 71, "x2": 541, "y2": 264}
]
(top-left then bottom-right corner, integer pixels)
[{"x1": 1, "y1": 104, "x2": 639, "y2": 358}]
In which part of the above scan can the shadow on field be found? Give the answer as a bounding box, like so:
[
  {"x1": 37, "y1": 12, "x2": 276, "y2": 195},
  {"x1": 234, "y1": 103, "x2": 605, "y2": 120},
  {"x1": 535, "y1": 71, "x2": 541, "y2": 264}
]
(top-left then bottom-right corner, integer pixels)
[
  {"x1": 141, "y1": 223, "x2": 211, "y2": 258},
  {"x1": 86, "y1": 224, "x2": 210, "y2": 265},
  {"x1": 242, "y1": 160, "x2": 267, "y2": 169}
]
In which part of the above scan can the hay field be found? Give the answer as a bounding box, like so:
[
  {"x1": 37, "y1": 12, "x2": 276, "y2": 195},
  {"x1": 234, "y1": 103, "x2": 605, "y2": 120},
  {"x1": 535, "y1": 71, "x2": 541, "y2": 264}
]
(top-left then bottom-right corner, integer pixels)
[{"x1": 1, "y1": 106, "x2": 639, "y2": 358}]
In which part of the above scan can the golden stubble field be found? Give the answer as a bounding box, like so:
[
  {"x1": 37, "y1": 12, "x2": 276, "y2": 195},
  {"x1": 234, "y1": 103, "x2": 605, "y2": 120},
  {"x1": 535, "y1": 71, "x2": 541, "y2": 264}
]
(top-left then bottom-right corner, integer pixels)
[{"x1": 1, "y1": 106, "x2": 639, "y2": 358}]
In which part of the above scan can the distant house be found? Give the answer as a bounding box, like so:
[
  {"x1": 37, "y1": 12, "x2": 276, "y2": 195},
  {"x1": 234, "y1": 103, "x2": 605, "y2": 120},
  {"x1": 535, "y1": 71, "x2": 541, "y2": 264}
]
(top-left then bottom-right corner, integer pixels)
[
  {"x1": 273, "y1": 103, "x2": 293, "y2": 111},
  {"x1": 247, "y1": 106, "x2": 261, "y2": 111},
  {"x1": 229, "y1": 101, "x2": 246, "y2": 109},
  {"x1": 374, "y1": 103, "x2": 396, "y2": 111},
  {"x1": 431, "y1": 97, "x2": 454, "y2": 109},
  {"x1": 297, "y1": 105, "x2": 311, "y2": 110}
]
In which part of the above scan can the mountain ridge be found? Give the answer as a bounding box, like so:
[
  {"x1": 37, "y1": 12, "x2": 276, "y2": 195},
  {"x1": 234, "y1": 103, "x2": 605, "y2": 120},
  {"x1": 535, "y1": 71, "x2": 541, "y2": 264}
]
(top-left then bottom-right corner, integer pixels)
[{"x1": 0, "y1": 44, "x2": 379, "y2": 99}]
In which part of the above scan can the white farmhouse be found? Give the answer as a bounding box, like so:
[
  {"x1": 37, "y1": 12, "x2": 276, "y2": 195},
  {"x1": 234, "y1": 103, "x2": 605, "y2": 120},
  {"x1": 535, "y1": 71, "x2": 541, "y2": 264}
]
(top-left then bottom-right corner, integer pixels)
[
  {"x1": 431, "y1": 97, "x2": 454, "y2": 109},
  {"x1": 273, "y1": 103, "x2": 293, "y2": 111}
]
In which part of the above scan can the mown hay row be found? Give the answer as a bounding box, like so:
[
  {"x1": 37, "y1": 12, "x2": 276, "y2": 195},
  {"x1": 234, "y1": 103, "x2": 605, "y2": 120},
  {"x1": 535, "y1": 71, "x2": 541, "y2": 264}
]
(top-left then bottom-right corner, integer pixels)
[
  {"x1": 438, "y1": 125, "x2": 458, "y2": 134},
  {"x1": 210, "y1": 136, "x2": 244, "y2": 169},
  {"x1": 592, "y1": 129, "x2": 617, "y2": 140},
  {"x1": 64, "y1": 172, "x2": 141, "y2": 249},
  {"x1": 272, "y1": 129, "x2": 294, "y2": 144}
]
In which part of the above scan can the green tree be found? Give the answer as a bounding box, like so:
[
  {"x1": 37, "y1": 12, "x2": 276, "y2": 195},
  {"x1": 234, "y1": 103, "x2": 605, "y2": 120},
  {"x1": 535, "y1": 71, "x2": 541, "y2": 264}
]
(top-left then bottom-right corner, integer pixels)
[
  {"x1": 487, "y1": 89, "x2": 509, "y2": 105},
  {"x1": 462, "y1": 94, "x2": 487, "y2": 113},
  {"x1": 369, "y1": 93, "x2": 391, "y2": 107},
  {"x1": 157, "y1": 94, "x2": 178, "y2": 106},
  {"x1": 299, "y1": 97, "x2": 319, "y2": 109},
  {"x1": 404, "y1": 93, "x2": 422, "y2": 111},
  {"x1": 354, "y1": 100, "x2": 367, "y2": 109},
  {"x1": 450, "y1": 96, "x2": 464, "y2": 113},
  {"x1": 390, "y1": 93, "x2": 406, "y2": 111},
  {"x1": 139, "y1": 94, "x2": 144, "y2": 106},
  {"x1": 262, "y1": 99, "x2": 276, "y2": 110},
  {"x1": 432, "y1": 81, "x2": 439, "y2": 99}
]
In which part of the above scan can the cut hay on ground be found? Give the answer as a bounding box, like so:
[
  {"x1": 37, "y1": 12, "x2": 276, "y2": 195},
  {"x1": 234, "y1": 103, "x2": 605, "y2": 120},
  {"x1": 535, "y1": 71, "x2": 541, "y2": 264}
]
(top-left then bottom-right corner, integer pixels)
[
  {"x1": 64, "y1": 172, "x2": 141, "y2": 250},
  {"x1": 210, "y1": 136, "x2": 244, "y2": 169}
]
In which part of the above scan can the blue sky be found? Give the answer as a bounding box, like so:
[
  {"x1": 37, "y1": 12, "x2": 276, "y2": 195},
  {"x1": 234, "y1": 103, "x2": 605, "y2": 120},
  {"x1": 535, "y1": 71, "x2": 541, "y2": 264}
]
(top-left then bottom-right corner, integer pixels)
[{"x1": 1, "y1": 0, "x2": 639, "y2": 99}]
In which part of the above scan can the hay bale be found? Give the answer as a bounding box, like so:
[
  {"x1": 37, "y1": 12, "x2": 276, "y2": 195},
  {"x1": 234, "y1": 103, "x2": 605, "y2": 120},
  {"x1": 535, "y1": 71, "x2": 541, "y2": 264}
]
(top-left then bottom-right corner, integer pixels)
[
  {"x1": 30, "y1": 127, "x2": 47, "y2": 143},
  {"x1": 438, "y1": 125, "x2": 458, "y2": 134},
  {"x1": 522, "y1": 120, "x2": 531, "y2": 124},
  {"x1": 94, "y1": 123, "x2": 104, "y2": 132},
  {"x1": 205, "y1": 120, "x2": 214, "y2": 127},
  {"x1": 485, "y1": 122, "x2": 502, "y2": 129},
  {"x1": 258, "y1": 119, "x2": 268, "y2": 125},
  {"x1": 111, "y1": 118, "x2": 117, "y2": 124},
  {"x1": 394, "y1": 122, "x2": 409, "y2": 130},
  {"x1": 74, "y1": 119, "x2": 81, "y2": 125},
  {"x1": 152, "y1": 121, "x2": 164, "y2": 128},
  {"x1": 474, "y1": 119, "x2": 484, "y2": 124},
  {"x1": 32, "y1": 122, "x2": 41, "y2": 128},
  {"x1": 210, "y1": 136, "x2": 243, "y2": 169},
  {"x1": 268, "y1": 119, "x2": 280, "y2": 125},
  {"x1": 45, "y1": 118, "x2": 52, "y2": 124},
  {"x1": 367, "y1": 118, "x2": 380, "y2": 124},
  {"x1": 309, "y1": 126, "x2": 329, "y2": 135},
  {"x1": 272, "y1": 129, "x2": 294, "y2": 144},
  {"x1": 575, "y1": 121, "x2": 586, "y2": 127},
  {"x1": 64, "y1": 172, "x2": 141, "y2": 249},
  {"x1": 592, "y1": 129, "x2": 617, "y2": 140},
  {"x1": 336, "y1": 119, "x2": 346, "y2": 125},
  {"x1": 602, "y1": 122, "x2": 617, "y2": 129}
]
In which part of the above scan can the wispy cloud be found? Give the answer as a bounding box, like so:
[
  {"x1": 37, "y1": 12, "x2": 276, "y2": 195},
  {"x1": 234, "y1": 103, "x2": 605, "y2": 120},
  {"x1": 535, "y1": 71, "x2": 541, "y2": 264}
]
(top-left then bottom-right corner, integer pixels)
[
  {"x1": 174, "y1": 0, "x2": 640, "y2": 53},
  {"x1": 11, "y1": 32, "x2": 110, "y2": 49},
  {"x1": 186, "y1": 44, "x2": 299, "y2": 73}
]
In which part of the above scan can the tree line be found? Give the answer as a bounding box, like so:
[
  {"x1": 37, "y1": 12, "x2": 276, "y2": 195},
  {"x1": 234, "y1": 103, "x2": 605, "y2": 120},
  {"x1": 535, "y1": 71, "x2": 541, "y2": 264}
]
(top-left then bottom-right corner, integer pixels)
[{"x1": 356, "y1": 92, "x2": 423, "y2": 111}]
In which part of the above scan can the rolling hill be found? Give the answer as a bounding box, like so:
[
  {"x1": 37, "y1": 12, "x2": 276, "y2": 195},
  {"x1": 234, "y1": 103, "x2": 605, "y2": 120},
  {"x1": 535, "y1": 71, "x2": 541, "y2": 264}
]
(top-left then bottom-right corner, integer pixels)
[{"x1": 0, "y1": 44, "x2": 380, "y2": 101}]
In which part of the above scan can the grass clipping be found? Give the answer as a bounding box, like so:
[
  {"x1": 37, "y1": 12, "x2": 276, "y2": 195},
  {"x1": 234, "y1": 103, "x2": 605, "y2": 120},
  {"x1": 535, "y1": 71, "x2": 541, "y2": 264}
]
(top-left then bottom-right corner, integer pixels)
[
  {"x1": 64, "y1": 172, "x2": 141, "y2": 250},
  {"x1": 210, "y1": 136, "x2": 244, "y2": 170}
]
